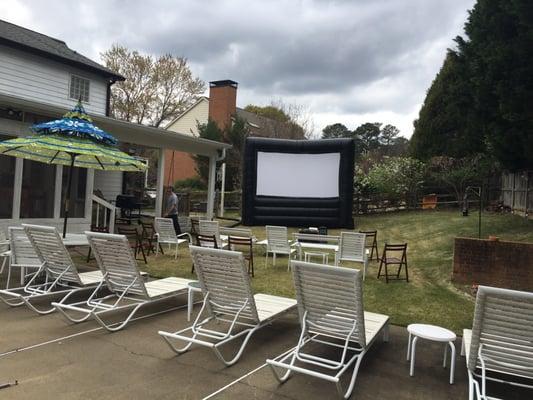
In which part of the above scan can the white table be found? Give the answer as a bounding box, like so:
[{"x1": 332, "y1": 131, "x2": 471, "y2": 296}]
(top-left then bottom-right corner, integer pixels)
[
  {"x1": 407, "y1": 323, "x2": 457, "y2": 384},
  {"x1": 295, "y1": 242, "x2": 338, "y2": 261}
]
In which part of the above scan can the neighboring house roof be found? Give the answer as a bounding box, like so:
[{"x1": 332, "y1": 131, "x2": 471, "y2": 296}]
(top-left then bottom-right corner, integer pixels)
[
  {"x1": 164, "y1": 96, "x2": 209, "y2": 129},
  {"x1": 0, "y1": 19, "x2": 124, "y2": 81}
]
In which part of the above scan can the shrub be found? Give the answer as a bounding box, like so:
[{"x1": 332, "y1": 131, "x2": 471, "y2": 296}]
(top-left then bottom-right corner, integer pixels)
[{"x1": 174, "y1": 177, "x2": 206, "y2": 191}]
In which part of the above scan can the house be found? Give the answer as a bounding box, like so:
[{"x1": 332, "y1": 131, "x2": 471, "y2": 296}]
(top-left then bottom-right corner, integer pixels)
[
  {"x1": 164, "y1": 80, "x2": 305, "y2": 185},
  {"x1": 0, "y1": 19, "x2": 229, "y2": 232}
]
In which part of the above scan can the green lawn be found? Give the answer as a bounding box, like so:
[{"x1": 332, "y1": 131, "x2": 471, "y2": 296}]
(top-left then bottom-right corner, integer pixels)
[{"x1": 140, "y1": 210, "x2": 533, "y2": 334}]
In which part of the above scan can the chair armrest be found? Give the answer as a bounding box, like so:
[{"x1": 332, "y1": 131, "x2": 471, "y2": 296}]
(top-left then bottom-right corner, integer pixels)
[{"x1": 177, "y1": 232, "x2": 193, "y2": 243}]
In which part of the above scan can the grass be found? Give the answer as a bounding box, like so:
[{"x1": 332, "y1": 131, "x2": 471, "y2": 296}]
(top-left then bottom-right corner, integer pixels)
[{"x1": 133, "y1": 210, "x2": 533, "y2": 334}]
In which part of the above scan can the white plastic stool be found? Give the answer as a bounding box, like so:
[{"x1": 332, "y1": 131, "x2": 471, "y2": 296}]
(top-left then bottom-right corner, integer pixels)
[
  {"x1": 187, "y1": 281, "x2": 202, "y2": 321},
  {"x1": 304, "y1": 251, "x2": 328, "y2": 264},
  {"x1": 407, "y1": 323, "x2": 456, "y2": 384}
]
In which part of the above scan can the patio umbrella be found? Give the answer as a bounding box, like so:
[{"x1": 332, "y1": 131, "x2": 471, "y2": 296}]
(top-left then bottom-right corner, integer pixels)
[{"x1": 0, "y1": 101, "x2": 146, "y2": 237}]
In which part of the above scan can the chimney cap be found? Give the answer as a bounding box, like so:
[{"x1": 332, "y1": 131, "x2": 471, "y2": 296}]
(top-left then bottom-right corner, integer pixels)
[{"x1": 209, "y1": 80, "x2": 238, "y2": 88}]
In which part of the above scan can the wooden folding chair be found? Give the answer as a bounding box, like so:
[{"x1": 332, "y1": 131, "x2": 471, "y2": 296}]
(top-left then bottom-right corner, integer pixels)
[
  {"x1": 360, "y1": 230, "x2": 379, "y2": 261},
  {"x1": 117, "y1": 226, "x2": 147, "y2": 264},
  {"x1": 377, "y1": 243, "x2": 408, "y2": 283},
  {"x1": 228, "y1": 235, "x2": 254, "y2": 277}
]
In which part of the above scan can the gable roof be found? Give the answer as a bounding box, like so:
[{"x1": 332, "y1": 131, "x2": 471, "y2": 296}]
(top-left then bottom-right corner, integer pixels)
[
  {"x1": 0, "y1": 19, "x2": 124, "y2": 81},
  {"x1": 164, "y1": 96, "x2": 208, "y2": 129}
]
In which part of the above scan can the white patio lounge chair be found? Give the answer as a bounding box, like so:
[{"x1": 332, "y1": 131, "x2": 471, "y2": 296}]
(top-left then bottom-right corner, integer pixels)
[
  {"x1": 267, "y1": 261, "x2": 390, "y2": 399},
  {"x1": 0, "y1": 224, "x2": 103, "y2": 315},
  {"x1": 158, "y1": 246, "x2": 297, "y2": 366},
  {"x1": 2, "y1": 227, "x2": 41, "y2": 289},
  {"x1": 0, "y1": 229, "x2": 9, "y2": 277},
  {"x1": 461, "y1": 285, "x2": 533, "y2": 400},
  {"x1": 335, "y1": 232, "x2": 369, "y2": 280},
  {"x1": 52, "y1": 231, "x2": 195, "y2": 331},
  {"x1": 154, "y1": 217, "x2": 191, "y2": 259},
  {"x1": 265, "y1": 225, "x2": 297, "y2": 269},
  {"x1": 199, "y1": 220, "x2": 227, "y2": 249}
]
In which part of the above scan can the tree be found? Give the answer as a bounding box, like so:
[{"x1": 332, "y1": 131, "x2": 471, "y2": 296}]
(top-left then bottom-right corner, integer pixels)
[
  {"x1": 101, "y1": 45, "x2": 205, "y2": 128},
  {"x1": 321, "y1": 123, "x2": 351, "y2": 139},
  {"x1": 410, "y1": 51, "x2": 481, "y2": 160},
  {"x1": 194, "y1": 117, "x2": 250, "y2": 191},
  {"x1": 353, "y1": 122, "x2": 382, "y2": 152},
  {"x1": 244, "y1": 100, "x2": 315, "y2": 139},
  {"x1": 380, "y1": 124, "x2": 400, "y2": 146}
]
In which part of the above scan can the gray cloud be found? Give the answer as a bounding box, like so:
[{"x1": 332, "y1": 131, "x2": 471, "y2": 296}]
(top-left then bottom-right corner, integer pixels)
[{"x1": 2, "y1": 0, "x2": 475, "y2": 136}]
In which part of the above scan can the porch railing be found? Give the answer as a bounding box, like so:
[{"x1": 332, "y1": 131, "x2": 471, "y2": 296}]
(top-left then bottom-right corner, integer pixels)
[{"x1": 91, "y1": 194, "x2": 116, "y2": 233}]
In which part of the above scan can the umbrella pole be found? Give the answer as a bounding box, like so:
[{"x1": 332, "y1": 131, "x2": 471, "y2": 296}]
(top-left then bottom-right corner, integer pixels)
[{"x1": 62, "y1": 154, "x2": 76, "y2": 238}]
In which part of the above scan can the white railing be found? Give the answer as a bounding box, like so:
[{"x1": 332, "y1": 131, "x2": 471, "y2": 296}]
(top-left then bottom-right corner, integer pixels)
[{"x1": 91, "y1": 194, "x2": 116, "y2": 233}]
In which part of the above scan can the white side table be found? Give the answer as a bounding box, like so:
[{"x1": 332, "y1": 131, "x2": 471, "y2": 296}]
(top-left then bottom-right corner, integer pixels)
[
  {"x1": 407, "y1": 323, "x2": 457, "y2": 384},
  {"x1": 304, "y1": 251, "x2": 329, "y2": 264},
  {"x1": 187, "y1": 281, "x2": 202, "y2": 322}
]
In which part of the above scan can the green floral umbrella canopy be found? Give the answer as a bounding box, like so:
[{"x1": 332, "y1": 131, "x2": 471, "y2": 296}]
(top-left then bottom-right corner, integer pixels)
[{"x1": 0, "y1": 101, "x2": 146, "y2": 236}]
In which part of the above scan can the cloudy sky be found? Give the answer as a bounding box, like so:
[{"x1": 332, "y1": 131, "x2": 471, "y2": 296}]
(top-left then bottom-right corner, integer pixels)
[{"x1": 1, "y1": 0, "x2": 475, "y2": 137}]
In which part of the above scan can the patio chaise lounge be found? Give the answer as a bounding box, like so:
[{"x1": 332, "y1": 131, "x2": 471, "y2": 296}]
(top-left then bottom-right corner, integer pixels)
[
  {"x1": 0, "y1": 224, "x2": 103, "y2": 316},
  {"x1": 158, "y1": 246, "x2": 297, "y2": 366},
  {"x1": 267, "y1": 261, "x2": 390, "y2": 399},
  {"x1": 52, "y1": 231, "x2": 194, "y2": 331},
  {"x1": 461, "y1": 285, "x2": 533, "y2": 400}
]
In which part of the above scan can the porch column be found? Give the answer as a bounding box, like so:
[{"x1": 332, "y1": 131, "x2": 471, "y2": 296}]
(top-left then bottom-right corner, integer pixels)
[
  {"x1": 155, "y1": 148, "x2": 166, "y2": 217},
  {"x1": 11, "y1": 158, "x2": 23, "y2": 220},
  {"x1": 206, "y1": 155, "x2": 217, "y2": 220}
]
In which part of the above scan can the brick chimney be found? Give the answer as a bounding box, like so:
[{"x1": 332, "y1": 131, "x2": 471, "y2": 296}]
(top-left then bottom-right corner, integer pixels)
[{"x1": 208, "y1": 80, "x2": 238, "y2": 131}]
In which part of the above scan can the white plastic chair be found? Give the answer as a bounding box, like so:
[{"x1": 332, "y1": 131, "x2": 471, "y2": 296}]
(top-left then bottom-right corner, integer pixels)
[
  {"x1": 267, "y1": 261, "x2": 390, "y2": 399},
  {"x1": 0, "y1": 224, "x2": 103, "y2": 315},
  {"x1": 52, "y1": 231, "x2": 195, "y2": 331},
  {"x1": 199, "y1": 220, "x2": 227, "y2": 249},
  {"x1": 154, "y1": 217, "x2": 190, "y2": 259},
  {"x1": 265, "y1": 225, "x2": 296, "y2": 269},
  {"x1": 2, "y1": 227, "x2": 42, "y2": 288},
  {"x1": 335, "y1": 232, "x2": 369, "y2": 280},
  {"x1": 461, "y1": 285, "x2": 533, "y2": 400},
  {"x1": 158, "y1": 246, "x2": 297, "y2": 366}
]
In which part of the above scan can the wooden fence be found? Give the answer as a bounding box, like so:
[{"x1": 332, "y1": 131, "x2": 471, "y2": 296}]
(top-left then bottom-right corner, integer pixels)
[{"x1": 501, "y1": 171, "x2": 532, "y2": 218}]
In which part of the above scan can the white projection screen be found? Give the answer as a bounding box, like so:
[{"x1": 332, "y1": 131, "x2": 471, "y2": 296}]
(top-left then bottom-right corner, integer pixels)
[{"x1": 256, "y1": 151, "x2": 340, "y2": 198}]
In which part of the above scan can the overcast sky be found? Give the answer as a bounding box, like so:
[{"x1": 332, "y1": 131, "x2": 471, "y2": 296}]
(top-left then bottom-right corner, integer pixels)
[{"x1": 1, "y1": 0, "x2": 475, "y2": 137}]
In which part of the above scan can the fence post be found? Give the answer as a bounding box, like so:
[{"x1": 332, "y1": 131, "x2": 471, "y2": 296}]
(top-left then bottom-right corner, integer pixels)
[
  {"x1": 525, "y1": 171, "x2": 530, "y2": 218},
  {"x1": 511, "y1": 173, "x2": 516, "y2": 213}
]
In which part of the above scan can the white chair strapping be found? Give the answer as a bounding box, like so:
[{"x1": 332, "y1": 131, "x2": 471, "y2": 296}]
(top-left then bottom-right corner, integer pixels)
[
  {"x1": 468, "y1": 285, "x2": 533, "y2": 379},
  {"x1": 291, "y1": 260, "x2": 366, "y2": 348}
]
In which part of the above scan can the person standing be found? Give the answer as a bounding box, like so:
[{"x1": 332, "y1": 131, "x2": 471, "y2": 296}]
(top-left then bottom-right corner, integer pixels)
[{"x1": 164, "y1": 186, "x2": 181, "y2": 235}]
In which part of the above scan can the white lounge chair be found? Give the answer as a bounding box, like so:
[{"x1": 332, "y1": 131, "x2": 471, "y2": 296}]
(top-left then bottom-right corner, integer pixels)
[
  {"x1": 461, "y1": 285, "x2": 533, "y2": 400},
  {"x1": 0, "y1": 224, "x2": 103, "y2": 315},
  {"x1": 158, "y1": 246, "x2": 297, "y2": 366},
  {"x1": 267, "y1": 261, "x2": 390, "y2": 399},
  {"x1": 199, "y1": 220, "x2": 227, "y2": 249},
  {"x1": 0, "y1": 229, "x2": 9, "y2": 278},
  {"x1": 3, "y1": 227, "x2": 41, "y2": 289},
  {"x1": 335, "y1": 232, "x2": 369, "y2": 280},
  {"x1": 154, "y1": 217, "x2": 190, "y2": 259},
  {"x1": 265, "y1": 225, "x2": 297, "y2": 269},
  {"x1": 52, "y1": 231, "x2": 195, "y2": 331}
]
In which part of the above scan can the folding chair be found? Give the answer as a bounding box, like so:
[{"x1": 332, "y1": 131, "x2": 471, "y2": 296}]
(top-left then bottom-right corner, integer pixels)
[
  {"x1": 199, "y1": 220, "x2": 227, "y2": 249},
  {"x1": 462, "y1": 285, "x2": 533, "y2": 400},
  {"x1": 377, "y1": 243, "x2": 408, "y2": 283},
  {"x1": 158, "y1": 246, "x2": 297, "y2": 366},
  {"x1": 0, "y1": 224, "x2": 103, "y2": 315},
  {"x1": 360, "y1": 230, "x2": 379, "y2": 261},
  {"x1": 117, "y1": 226, "x2": 147, "y2": 264},
  {"x1": 52, "y1": 232, "x2": 194, "y2": 331},
  {"x1": 265, "y1": 225, "x2": 297, "y2": 269},
  {"x1": 3, "y1": 227, "x2": 41, "y2": 288},
  {"x1": 228, "y1": 235, "x2": 254, "y2": 277},
  {"x1": 154, "y1": 217, "x2": 191, "y2": 259},
  {"x1": 140, "y1": 221, "x2": 160, "y2": 256},
  {"x1": 267, "y1": 261, "x2": 390, "y2": 399},
  {"x1": 86, "y1": 225, "x2": 109, "y2": 262},
  {"x1": 335, "y1": 232, "x2": 369, "y2": 280}
]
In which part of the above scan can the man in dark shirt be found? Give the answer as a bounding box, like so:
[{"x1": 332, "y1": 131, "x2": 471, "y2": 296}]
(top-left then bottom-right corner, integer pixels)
[{"x1": 164, "y1": 186, "x2": 181, "y2": 235}]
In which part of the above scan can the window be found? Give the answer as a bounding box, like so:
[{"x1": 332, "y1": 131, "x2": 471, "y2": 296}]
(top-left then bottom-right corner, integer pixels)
[
  {"x1": 0, "y1": 135, "x2": 15, "y2": 218},
  {"x1": 20, "y1": 160, "x2": 56, "y2": 218},
  {"x1": 61, "y1": 166, "x2": 87, "y2": 218},
  {"x1": 69, "y1": 75, "x2": 90, "y2": 102}
]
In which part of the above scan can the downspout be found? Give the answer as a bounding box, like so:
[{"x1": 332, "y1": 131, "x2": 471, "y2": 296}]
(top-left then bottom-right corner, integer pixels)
[
  {"x1": 105, "y1": 78, "x2": 117, "y2": 117},
  {"x1": 217, "y1": 148, "x2": 227, "y2": 217}
]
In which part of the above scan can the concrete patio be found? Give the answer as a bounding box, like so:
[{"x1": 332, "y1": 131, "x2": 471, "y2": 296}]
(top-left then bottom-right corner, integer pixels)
[{"x1": 0, "y1": 272, "x2": 528, "y2": 400}]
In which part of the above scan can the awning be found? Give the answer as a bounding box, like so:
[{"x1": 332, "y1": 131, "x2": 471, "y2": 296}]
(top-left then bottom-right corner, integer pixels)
[{"x1": 0, "y1": 93, "x2": 231, "y2": 157}]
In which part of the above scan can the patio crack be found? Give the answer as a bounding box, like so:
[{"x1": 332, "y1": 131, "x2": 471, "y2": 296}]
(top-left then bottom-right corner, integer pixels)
[{"x1": 98, "y1": 337, "x2": 162, "y2": 361}]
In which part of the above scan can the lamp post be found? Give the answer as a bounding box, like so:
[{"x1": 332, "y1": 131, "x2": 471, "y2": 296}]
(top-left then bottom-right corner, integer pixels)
[{"x1": 462, "y1": 186, "x2": 482, "y2": 238}]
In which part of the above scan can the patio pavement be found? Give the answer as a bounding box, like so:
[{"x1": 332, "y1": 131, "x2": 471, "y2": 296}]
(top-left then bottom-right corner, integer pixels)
[{"x1": 0, "y1": 272, "x2": 529, "y2": 400}]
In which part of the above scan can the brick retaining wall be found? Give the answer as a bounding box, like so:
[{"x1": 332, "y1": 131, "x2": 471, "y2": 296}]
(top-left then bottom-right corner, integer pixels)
[{"x1": 452, "y1": 237, "x2": 533, "y2": 291}]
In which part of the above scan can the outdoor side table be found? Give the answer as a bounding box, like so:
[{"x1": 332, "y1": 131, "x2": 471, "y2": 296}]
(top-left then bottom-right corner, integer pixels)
[
  {"x1": 187, "y1": 281, "x2": 202, "y2": 322},
  {"x1": 407, "y1": 323, "x2": 456, "y2": 384},
  {"x1": 304, "y1": 251, "x2": 329, "y2": 264}
]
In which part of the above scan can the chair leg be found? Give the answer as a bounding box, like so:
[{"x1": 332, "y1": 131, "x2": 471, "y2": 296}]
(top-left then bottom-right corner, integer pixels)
[
  {"x1": 404, "y1": 258, "x2": 409, "y2": 282},
  {"x1": 385, "y1": 263, "x2": 389, "y2": 284},
  {"x1": 377, "y1": 259, "x2": 383, "y2": 279},
  {"x1": 86, "y1": 248, "x2": 92, "y2": 263}
]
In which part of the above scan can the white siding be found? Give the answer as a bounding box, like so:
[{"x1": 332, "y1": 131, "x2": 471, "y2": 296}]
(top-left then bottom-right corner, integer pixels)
[
  {"x1": 0, "y1": 45, "x2": 108, "y2": 115},
  {"x1": 94, "y1": 170, "x2": 123, "y2": 202},
  {"x1": 166, "y1": 98, "x2": 208, "y2": 136}
]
